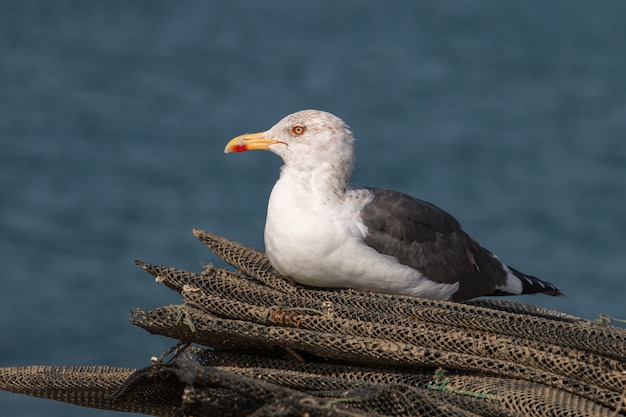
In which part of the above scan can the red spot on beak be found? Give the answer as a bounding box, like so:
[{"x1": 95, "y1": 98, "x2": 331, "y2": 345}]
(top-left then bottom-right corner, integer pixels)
[{"x1": 230, "y1": 143, "x2": 248, "y2": 153}]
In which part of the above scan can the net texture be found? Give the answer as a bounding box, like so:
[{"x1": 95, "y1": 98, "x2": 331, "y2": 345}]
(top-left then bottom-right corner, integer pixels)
[{"x1": 0, "y1": 228, "x2": 624, "y2": 416}]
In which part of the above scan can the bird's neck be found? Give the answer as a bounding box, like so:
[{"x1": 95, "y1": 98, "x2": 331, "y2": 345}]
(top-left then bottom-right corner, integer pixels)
[{"x1": 278, "y1": 160, "x2": 353, "y2": 205}]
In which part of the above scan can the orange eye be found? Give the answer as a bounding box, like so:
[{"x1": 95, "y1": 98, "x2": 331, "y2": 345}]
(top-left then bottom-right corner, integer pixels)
[{"x1": 290, "y1": 125, "x2": 306, "y2": 136}]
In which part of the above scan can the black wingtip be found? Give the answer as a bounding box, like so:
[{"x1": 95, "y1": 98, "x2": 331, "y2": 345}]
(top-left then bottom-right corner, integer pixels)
[{"x1": 508, "y1": 266, "x2": 564, "y2": 297}]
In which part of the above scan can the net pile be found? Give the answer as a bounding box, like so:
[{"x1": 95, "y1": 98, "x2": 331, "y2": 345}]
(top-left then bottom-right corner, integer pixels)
[{"x1": 1, "y1": 228, "x2": 625, "y2": 416}]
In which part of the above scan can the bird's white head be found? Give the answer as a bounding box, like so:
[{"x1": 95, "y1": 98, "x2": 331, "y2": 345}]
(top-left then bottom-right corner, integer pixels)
[
  {"x1": 225, "y1": 110, "x2": 353, "y2": 161},
  {"x1": 225, "y1": 110, "x2": 356, "y2": 186}
]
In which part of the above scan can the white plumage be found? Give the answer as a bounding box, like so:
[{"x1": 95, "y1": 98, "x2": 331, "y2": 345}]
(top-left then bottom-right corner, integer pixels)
[{"x1": 225, "y1": 109, "x2": 563, "y2": 301}]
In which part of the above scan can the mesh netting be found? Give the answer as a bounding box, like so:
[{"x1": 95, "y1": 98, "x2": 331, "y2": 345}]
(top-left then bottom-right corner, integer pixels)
[{"x1": 1, "y1": 228, "x2": 625, "y2": 416}]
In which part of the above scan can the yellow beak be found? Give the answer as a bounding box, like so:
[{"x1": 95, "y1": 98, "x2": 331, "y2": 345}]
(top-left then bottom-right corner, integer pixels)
[{"x1": 224, "y1": 131, "x2": 282, "y2": 153}]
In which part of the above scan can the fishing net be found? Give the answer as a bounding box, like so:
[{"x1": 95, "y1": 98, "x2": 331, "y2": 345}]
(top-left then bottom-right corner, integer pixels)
[{"x1": 1, "y1": 228, "x2": 625, "y2": 416}]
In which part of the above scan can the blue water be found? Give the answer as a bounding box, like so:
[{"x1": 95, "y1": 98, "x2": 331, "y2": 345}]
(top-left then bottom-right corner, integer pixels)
[{"x1": 1, "y1": 2, "x2": 625, "y2": 415}]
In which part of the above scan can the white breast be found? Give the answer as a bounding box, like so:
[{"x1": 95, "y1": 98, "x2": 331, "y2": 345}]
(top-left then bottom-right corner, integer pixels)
[{"x1": 263, "y1": 177, "x2": 459, "y2": 299}]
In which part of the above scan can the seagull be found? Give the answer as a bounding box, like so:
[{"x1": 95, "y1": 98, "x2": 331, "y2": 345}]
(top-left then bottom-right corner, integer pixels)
[{"x1": 224, "y1": 109, "x2": 563, "y2": 301}]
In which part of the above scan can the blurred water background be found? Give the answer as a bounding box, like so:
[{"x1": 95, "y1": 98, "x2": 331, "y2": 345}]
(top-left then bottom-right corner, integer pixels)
[{"x1": 1, "y1": 1, "x2": 625, "y2": 415}]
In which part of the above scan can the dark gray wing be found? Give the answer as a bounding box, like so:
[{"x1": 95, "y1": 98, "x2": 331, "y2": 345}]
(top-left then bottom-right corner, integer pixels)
[{"x1": 359, "y1": 188, "x2": 509, "y2": 301}]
